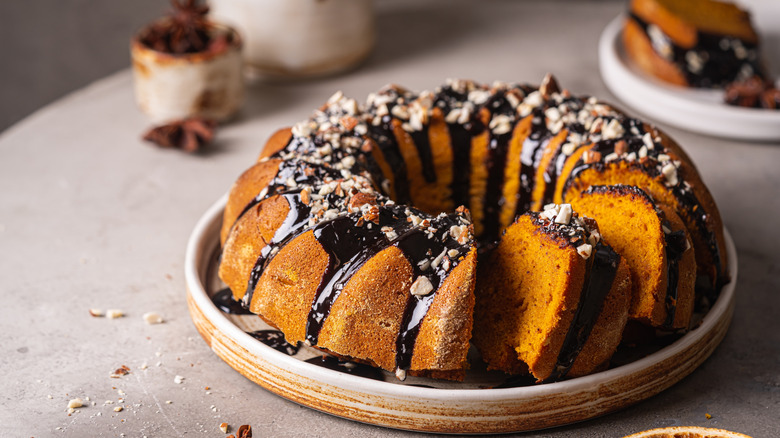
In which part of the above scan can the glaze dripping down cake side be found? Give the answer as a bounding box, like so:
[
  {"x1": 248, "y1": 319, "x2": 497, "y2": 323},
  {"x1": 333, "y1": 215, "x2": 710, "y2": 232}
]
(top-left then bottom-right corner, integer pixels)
[{"x1": 217, "y1": 75, "x2": 728, "y2": 381}]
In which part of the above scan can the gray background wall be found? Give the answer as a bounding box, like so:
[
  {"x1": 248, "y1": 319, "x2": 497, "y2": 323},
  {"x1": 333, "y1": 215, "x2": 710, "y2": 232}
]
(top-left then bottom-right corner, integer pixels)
[{"x1": 0, "y1": 1, "x2": 165, "y2": 133}]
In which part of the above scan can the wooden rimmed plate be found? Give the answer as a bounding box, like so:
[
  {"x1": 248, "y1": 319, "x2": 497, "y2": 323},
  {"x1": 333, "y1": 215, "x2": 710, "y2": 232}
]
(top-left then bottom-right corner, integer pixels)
[{"x1": 185, "y1": 195, "x2": 737, "y2": 434}]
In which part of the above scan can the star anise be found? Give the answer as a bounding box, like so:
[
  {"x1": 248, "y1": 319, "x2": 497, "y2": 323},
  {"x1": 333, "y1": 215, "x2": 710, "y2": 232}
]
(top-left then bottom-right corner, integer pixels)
[
  {"x1": 141, "y1": 0, "x2": 225, "y2": 55},
  {"x1": 143, "y1": 117, "x2": 217, "y2": 153},
  {"x1": 761, "y1": 87, "x2": 780, "y2": 110},
  {"x1": 236, "y1": 425, "x2": 252, "y2": 438},
  {"x1": 724, "y1": 75, "x2": 779, "y2": 110}
]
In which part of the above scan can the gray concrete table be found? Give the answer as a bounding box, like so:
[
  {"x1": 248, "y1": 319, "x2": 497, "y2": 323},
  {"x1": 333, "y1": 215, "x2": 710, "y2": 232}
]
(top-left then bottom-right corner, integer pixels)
[{"x1": 1, "y1": 1, "x2": 778, "y2": 436}]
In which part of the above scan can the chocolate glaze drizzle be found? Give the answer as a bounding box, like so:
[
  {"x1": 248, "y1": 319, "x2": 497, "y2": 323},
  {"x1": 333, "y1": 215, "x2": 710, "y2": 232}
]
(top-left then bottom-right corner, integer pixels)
[
  {"x1": 212, "y1": 288, "x2": 253, "y2": 315},
  {"x1": 369, "y1": 120, "x2": 412, "y2": 202},
  {"x1": 409, "y1": 127, "x2": 437, "y2": 184},
  {"x1": 434, "y1": 85, "x2": 481, "y2": 210},
  {"x1": 663, "y1": 228, "x2": 688, "y2": 329},
  {"x1": 235, "y1": 178, "x2": 470, "y2": 371},
  {"x1": 546, "y1": 241, "x2": 620, "y2": 382},
  {"x1": 303, "y1": 205, "x2": 468, "y2": 371},
  {"x1": 305, "y1": 355, "x2": 385, "y2": 381},
  {"x1": 518, "y1": 111, "x2": 550, "y2": 214},
  {"x1": 247, "y1": 330, "x2": 299, "y2": 356},
  {"x1": 243, "y1": 191, "x2": 312, "y2": 308},
  {"x1": 481, "y1": 95, "x2": 516, "y2": 244},
  {"x1": 629, "y1": 13, "x2": 764, "y2": 88}
]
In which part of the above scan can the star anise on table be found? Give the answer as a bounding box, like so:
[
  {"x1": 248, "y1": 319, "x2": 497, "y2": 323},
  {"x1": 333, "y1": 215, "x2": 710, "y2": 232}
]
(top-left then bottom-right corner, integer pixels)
[
  {"x1": 724, "y1": 75, "x2": 780, "y2": 110},
  {"x1": 761, "y1": 87, "x2": 780, "y2": 110},
  {"x1": 143, "y1": 117, "x2": 216, "y2": 153},
  {"x1": 142, "y1": 0, "x2": 227, "y2": 54}
]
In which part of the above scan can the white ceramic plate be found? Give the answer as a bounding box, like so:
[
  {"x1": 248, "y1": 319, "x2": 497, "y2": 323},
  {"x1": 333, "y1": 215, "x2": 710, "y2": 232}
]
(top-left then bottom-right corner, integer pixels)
[
  {"x1": 598, "y1": 13, "x2": 780, "y2": 142},
  {"x1": 185, "y1": 195, "x2": 738, "y2": 434}
]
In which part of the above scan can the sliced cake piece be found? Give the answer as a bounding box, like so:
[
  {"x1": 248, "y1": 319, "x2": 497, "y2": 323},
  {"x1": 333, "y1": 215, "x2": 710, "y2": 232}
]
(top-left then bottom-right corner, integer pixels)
[
  {"x1": 624, "y1": 0, "x2": 765, "y2": 88},
  {"x1": 554, "y1": 125, "x2": 727, "y2": 296},
  {"x1": 473, "y1": 204, "x2": 631, "y2": 382},
  {"x1": 570, "y1": 185, "x2": 696, "y2": 330}
]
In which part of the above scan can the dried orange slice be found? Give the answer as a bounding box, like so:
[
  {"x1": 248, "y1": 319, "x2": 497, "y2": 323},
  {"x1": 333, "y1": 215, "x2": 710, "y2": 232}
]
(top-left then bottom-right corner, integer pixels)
[{"x1": 623, "y1": 426, "x2": 752, "y2": 438}]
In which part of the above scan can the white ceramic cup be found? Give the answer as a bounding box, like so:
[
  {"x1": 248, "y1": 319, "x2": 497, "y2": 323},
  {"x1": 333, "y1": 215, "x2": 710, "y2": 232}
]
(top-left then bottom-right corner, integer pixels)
[
  {"x1": 131, "y1": 21, "x2": 244, "y2": 122},
  {"x1": 209, "y1": 0, "x2": 375, "y2": 78}
]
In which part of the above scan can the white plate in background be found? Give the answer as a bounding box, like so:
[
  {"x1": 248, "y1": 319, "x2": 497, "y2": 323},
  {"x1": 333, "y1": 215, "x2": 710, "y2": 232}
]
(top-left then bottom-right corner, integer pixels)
[{"x1": 599, "y1": 12, "x2": 780, "y2": 142}]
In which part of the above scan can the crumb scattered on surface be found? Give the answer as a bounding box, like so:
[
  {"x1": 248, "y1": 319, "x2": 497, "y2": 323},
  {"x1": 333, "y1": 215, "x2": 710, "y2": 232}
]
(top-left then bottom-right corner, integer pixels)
[
  {"x1": 106, "y1": 309, "x2": 124, "y2": 319},
  {"x1": 220, "y1": 422, "x2": 229, "y2": 433},
  {"x1": 706, "y1": 413, "x2": 712, "y2": 419},
  {"x1": 174, "y1": 375, "x2": 185, "y2": 384},
  {"x1": 89, "y1": 309, "x2": 104, "y2": 317},
  {"x1": 143, "y1": 311, "x2": 164, "y2": 324},
  {"x1": 67, "y1": 398, "x2": 83, "y2": 409},
  {"x1": 110, "y1": 365, "x2": 131, "y2": 378}
]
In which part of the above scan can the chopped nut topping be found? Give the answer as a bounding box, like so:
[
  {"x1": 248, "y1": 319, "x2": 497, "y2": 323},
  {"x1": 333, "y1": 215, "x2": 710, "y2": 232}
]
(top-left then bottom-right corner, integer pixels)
[
  {"x1": 67, "y1": 398, "x2": 84, "y2": 409},
  {"x1": 431, "y1": 249, "x2": 447, "y2": 269},
  {"x1": 489, "y1": 114, "x2": 513, "y2": 135},
  {"x1": 602, "y1": 119, "x2": 625, "y2": 139},
  {"x1": 561, "y1": 142, "x2": 577, "y2": 156},
  {"x1": 614, "y1": 140, "x2": 628, "y2": 155},
  {"x1": 468, "y1": 89, "x2": 491, "y2": 105},
  {"x1": 540, "y1": 203, "x2": 559, "y2": 221},
  {"x1": 449, "y1": 225, "x2": 469, "y2": 244},
  {"x1": 110, "y1": 365, "x2": 131, "y2": 378},
  {"x1": 381, "y1": 226, "x2": 398, "y2": 241},
  {"x1": 391, "y1": 104, "x2": 409, "y2": 120},
  {"x1": 576, "y1": 243, "x2": 593, "y2": 259},
  {"x1": 539, "y1": 73, "x2": 561, "y2": 98},
  {"x1": 554, "y1": 204, "x2": 572, "y2": 225},
  {"x1": 348, "y1": 192, "x2": 376, "y2": 212},
  {"x1": 662, "y1": 162, "x2": 678, "y2": 186},
  {"x1": 603, "y1": 152, "x2": 619, "y2": 163},
  {"x1": 395, "y1": 368, "x2": 407, "y2": 381},
  {"x1": 410, "y1": 276, "x2": 434, "y2": 297},
  {"x1": 583, "y1": 150, "x2": 602, "y2": 164},
  {"x1": 361, "y1": 205, "x2": 380, "y2": 224},
  {"x1": 300, "y1": 188, "x2": 311, "y2": 205}
]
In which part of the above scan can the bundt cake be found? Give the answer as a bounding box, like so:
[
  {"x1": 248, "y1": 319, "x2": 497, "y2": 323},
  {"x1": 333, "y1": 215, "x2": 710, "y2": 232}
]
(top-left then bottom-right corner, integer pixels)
[
  {"x1": 623, "y1": 0, "x2": 766, "y2": 88},
  {"x1": 569, "y1": 185, "x2": 696, "y2": 330},
  {"x1": 473, "y1": 204, "x2": 632, "y2": 382},
  {"x1": 217, "y1": 75, "x2": 728, "y2": 381}
]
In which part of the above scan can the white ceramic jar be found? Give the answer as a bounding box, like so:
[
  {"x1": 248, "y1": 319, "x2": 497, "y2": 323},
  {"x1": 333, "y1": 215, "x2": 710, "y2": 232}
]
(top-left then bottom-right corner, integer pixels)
[
  {"x1": 209, "y1": 0, "x2": 375, "y2": 78},
  {"x1": 131, "y1": 21, "x2": 244, "y2": 122}
]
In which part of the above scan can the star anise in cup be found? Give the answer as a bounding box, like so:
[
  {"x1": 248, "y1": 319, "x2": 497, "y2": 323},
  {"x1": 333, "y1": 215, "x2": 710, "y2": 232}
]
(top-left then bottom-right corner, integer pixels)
[
  {"x1": 143, "y1": 117, "x2": 217, "y2": 153},
  {"x1": 140, "y1": 0, "x2": 229, "y2": 55}
]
